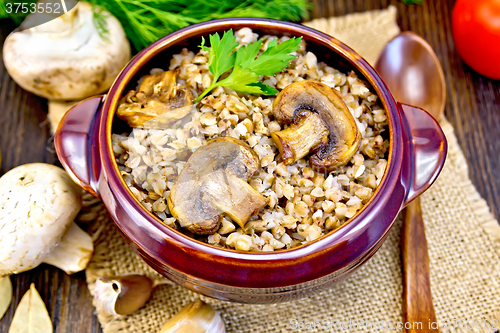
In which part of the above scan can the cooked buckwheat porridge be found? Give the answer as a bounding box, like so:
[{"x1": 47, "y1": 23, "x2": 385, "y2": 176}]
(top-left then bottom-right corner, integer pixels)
[{"x1": 112, "y1": 28, "x2": 389, "y2": 252}]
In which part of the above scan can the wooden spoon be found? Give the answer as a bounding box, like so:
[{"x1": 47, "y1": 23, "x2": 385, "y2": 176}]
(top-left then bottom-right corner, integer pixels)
[{"x1": 375, "y1": 32, "x2": 445, "y2": 332}]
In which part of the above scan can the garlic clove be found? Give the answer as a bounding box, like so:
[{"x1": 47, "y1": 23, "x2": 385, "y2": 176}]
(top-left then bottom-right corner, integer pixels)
[
  {"x1": 94, "y1": 274, "x2": 154, "y2": 315},
  {"x1": 159, "y1": 300, "x2": 226, "y2": 333},
  {"x1": 42, "y1": 222, "x2": 93, "y2": 275}
]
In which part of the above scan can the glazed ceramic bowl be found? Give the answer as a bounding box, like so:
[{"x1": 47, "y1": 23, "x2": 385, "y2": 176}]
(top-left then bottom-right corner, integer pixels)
[{"x1": 55, "y1": 18, "x2": 447, "y2": 304}]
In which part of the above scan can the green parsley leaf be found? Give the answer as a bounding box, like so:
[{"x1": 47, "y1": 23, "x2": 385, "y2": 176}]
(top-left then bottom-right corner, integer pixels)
[
  {"x1": 250, "y1": 38, "x2": 302, "y2": 75},
  {"x1": 216, "y1": 66, "x2": 263, "y2": 94},
  {"x1": 201, "y1": 29, "x2": 239, "y2": 82},
  {"x1": 248, "y1": 82, "x2": 279, "y2": 95},
  {"x1": 194, "y1": 31, "x2": 302, "y2": 103},
  {"x1": 234, "y1": 40, "x2": 263, "y2": 69}
]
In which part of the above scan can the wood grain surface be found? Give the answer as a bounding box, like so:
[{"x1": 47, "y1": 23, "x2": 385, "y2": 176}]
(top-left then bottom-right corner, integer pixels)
[{"x1": 1, "y1": 1, "x2": 499, "y2": 332}]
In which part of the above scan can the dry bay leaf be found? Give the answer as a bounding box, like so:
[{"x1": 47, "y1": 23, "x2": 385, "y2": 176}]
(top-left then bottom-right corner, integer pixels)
[
  {"x1": 0, "y1": 276, "x2": 12, "y2": 320},
  {"x1": 9, "y1": 283, "x2": 52, "y2": 333}
]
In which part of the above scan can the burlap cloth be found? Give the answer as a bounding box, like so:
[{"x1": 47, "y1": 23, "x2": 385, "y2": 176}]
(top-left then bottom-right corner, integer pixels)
[{"x1": 80, "y1": 6, "x2": 500, "y2": 333}]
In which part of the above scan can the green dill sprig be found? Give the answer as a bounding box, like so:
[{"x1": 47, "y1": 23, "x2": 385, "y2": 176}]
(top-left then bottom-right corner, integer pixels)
[
  {"x1": 0, "y1": 2, "x2": 8, "y2": 20},
  {"x1": 91, "y1": 4, "x2": 110, "y2": 42},
  {"x1": 1, "y1": 0, "x2": 309, "y2": 50},
  {"x1": 85, "y1": 0, "x2": 310, "y2": 51}
]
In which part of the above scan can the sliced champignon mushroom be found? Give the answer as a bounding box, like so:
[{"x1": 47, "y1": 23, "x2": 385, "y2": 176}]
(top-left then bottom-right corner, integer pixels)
[
  {"x1": 3, "y1": 2, "x2": 131, "y2": 100},
  {"x1": 271, "y1": 80, "x2": 361, "y2": 172},
  {"x1": 0, "y1": 163, "x2": 93, "y2": 276},
  {"x1": 168, "y1": 137, "x2": 268, "y2": 235},
  {"x1": 116, "y1": 70, "x2": 194, "y2": 128}
]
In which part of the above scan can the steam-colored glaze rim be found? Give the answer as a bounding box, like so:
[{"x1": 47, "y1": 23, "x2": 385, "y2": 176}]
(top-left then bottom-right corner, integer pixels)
[{"x1": 98, "y1": 18, "x2": 404, "y2": 288}]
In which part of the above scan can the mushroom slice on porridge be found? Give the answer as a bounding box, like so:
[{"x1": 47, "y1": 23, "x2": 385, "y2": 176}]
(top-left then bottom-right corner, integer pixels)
[
  {"x1": 117, "y1": 70, "x2": 194, "y2": 128},
  {"x1": 168, "y1": 137, "x2": 268, "y2": 235},
  {"x1": 271, "y1": 80, "x2": 361, "y2": 172}
]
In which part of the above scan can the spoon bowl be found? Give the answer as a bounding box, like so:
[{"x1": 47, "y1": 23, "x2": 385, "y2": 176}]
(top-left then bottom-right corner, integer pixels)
[{"x1": 375, "y1": 32, "x2": 445, "y2": 120}]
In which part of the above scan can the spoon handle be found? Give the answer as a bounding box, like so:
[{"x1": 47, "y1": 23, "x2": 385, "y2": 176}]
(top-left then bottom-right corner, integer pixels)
[{"x1": 401, "y1": 197, "x2": 439, "y2": 332}]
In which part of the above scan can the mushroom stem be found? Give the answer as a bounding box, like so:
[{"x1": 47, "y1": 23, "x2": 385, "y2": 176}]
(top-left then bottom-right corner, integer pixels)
[
  {"x1": 271, "y1": 80, "x2": 361, "y2": 171},
  {"x1": 202, "y1": 170, "x2": 268, "y2": 229},
  {"x1": 271, "y1": 112, "x2": 329, "y2": 165},
  {"x1": 42, "y1": 222, "x2": 93, "y2": 275},
  {"x1": 48, "y1": 100, "x2": 79, "y2": 134}
]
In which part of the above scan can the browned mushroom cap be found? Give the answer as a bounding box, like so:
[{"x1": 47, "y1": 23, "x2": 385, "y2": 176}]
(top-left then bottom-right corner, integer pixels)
[
  {"x1": 116, "y1": 70, "x2": 193, "y2": 128},
  {"x1": 168, "y1": 137, "x2": 268, "y2": 235},
  {"x1": 271, "y1": 80, "x2": 361, "y2": 172}
]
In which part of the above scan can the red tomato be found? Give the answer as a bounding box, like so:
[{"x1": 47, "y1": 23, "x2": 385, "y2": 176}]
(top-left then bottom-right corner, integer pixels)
[{"x1": 452, "y1": 0, "x2": 500, "y2": 79}]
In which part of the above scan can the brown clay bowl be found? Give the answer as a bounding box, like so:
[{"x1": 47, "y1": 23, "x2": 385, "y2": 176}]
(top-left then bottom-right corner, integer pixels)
[{"x1": 54, "y1": 18, "x2": 447, "y2": 303}]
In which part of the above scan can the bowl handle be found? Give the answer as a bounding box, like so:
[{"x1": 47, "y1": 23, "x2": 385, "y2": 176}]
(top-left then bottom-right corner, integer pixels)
[
  {"x1": 399, "y1": 103, "x2": 447, "y2": 205},
  {"x1": 54, "y1": 96, "x2": 104, "y2": 197}
]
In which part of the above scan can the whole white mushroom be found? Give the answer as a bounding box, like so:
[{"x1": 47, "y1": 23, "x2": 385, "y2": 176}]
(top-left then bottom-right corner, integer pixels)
[
  {"x1": 3, "y1": 1, "x2": 131, "y2": 100},
  {"x1": 0, "y1": 163, "x2": 93, "y2": 276}
]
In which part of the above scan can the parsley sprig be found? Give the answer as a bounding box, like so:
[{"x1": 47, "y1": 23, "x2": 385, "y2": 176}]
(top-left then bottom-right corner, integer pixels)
[{"x1": 194, "y1": 30, "x2": 302, "y2": 103}]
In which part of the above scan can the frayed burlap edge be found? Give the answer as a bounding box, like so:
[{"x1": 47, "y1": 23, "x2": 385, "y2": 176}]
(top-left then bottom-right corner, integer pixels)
[{"x1": 437, "y1": 120, "x2": 500, "y2": 247}]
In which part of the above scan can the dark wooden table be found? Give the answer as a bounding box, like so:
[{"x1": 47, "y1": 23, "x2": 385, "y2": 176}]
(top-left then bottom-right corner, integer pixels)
[{"x1": 1, "y1": 0, "x2": 499, "y2": 332}]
